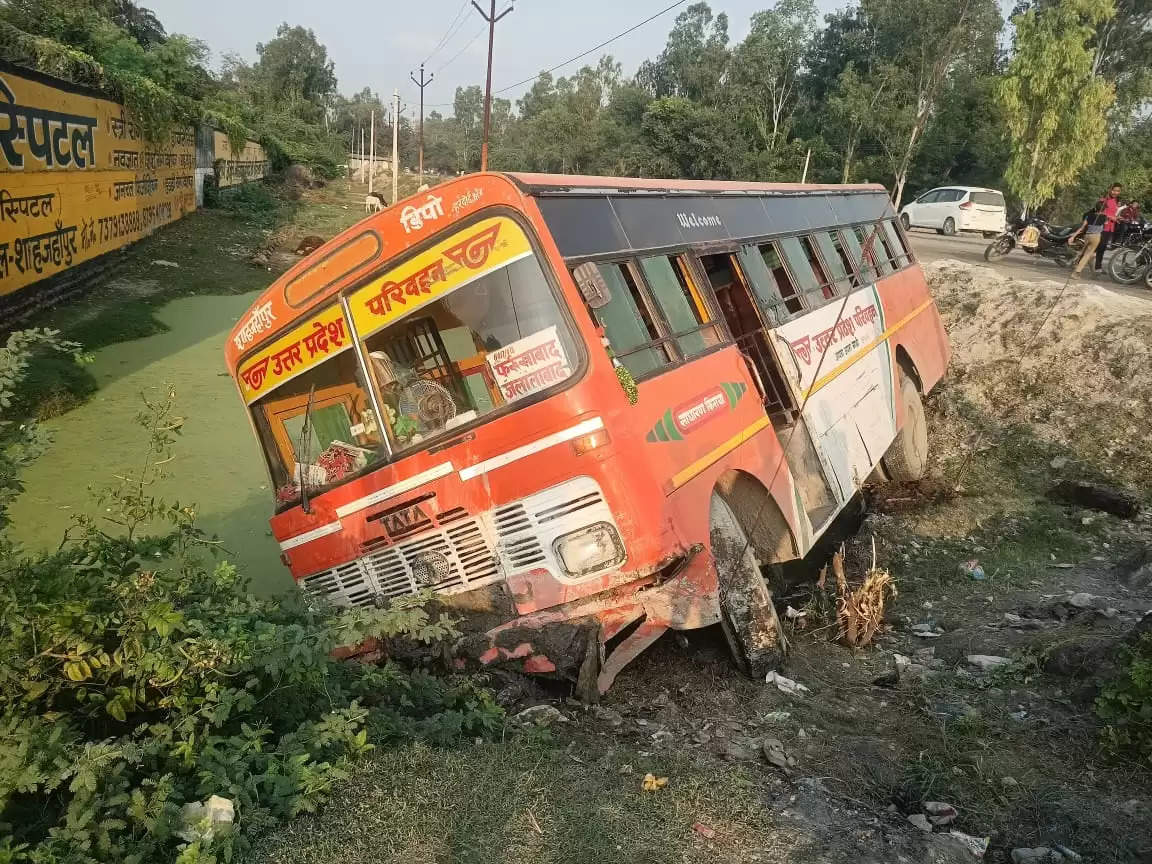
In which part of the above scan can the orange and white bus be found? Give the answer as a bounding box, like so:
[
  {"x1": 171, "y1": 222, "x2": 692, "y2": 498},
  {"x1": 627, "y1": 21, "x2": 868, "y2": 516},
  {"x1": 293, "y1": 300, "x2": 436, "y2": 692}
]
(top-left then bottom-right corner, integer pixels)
[{"x1": 226, "y1": 173, "x2": 948, "y2": 698}]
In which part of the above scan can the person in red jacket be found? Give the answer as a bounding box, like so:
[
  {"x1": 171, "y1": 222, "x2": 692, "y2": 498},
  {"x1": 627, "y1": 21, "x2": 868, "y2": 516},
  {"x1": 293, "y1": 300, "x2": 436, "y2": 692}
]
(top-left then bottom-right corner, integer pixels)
[{"x1": 1095, "y1": 183, "x2": 1123, "y2": 270}]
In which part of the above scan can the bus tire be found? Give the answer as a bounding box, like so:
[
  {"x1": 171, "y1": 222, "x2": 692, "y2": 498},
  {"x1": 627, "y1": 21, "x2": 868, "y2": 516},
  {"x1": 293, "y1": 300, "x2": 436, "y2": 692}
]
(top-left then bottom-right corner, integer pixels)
[
  {"x1": 883, "y1": 372, "x2": 929, "y2": 482},
  {"x1": 709, "y1": 493, "x2": 787, "y2": 678}
]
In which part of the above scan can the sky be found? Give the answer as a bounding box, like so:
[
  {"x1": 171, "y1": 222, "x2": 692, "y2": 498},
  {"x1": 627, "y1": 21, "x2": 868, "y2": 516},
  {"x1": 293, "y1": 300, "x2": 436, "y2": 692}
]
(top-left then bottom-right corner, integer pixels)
[{"x1": 145, "y1": 0, "x2": 847, "y2": 116}]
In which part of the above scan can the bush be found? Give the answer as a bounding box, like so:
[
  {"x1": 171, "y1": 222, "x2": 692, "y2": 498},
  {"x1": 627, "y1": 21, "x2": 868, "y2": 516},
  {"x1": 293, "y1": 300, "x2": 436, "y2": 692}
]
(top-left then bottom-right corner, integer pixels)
[
  {"x1": 1096, "y1": 631, "x2": 1152, "y2": 764},
  {"x1": 0, "y1": 388, "x2": 502, "y2": 862}
]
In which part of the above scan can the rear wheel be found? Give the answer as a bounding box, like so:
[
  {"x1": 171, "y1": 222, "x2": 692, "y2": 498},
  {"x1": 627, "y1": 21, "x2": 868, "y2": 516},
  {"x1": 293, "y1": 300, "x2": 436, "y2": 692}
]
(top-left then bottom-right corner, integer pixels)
[
  {"x1": 709, "y1": 493, "x2": 786, "y2": 678},
  {"x1": 942, "y1": 217, "x2": 956, "y2": 236},
  {"x1": 1108, "y1": 247, "x2": 1151, "y2": 284},
  {"x1": 900, "y1": 213, "x2": 911, "y2": 230},
  {"x1": 882, "y1": 372, "x2": 929, "y2": 482},
  {"x1": 984, "y1": 236, "x2": 1012, "y2": 261}
]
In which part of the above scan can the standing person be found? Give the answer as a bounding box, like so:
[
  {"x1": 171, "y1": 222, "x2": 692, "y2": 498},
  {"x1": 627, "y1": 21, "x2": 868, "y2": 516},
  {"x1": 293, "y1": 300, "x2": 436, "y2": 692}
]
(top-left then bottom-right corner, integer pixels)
[
  {"x1": 1069, "y1": 200, "x2": 1107, "y2": 278},
  {"x1": 1094, "y1": 183, "x2": 1123, "y2": 271}
]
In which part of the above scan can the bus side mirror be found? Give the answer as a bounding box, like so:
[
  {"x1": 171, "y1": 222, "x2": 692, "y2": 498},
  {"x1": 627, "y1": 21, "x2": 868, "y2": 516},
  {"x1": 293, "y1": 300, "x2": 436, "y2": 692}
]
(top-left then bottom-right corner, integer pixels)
[{"x1": 572, "y1": 262, "x2": 612, "y2": 309}]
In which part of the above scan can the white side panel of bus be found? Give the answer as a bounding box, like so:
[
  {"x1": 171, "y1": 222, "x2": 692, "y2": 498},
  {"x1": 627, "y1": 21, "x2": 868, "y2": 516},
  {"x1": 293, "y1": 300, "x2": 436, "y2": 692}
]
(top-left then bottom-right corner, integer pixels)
[{"x1": 771, "y1": 285, "x2": 897, "y2": 504}]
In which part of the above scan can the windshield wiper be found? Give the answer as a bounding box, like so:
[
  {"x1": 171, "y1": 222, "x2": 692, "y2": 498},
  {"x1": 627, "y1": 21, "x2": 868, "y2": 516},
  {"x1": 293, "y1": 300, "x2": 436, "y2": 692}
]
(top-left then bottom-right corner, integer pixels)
[{"x1": 298, "y1": 385, "x2": 316, "y2": 514}]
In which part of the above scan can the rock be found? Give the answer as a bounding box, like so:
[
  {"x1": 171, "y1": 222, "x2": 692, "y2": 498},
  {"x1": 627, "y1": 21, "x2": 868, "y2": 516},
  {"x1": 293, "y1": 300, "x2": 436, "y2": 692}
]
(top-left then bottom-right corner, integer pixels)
[
  {"x1": 1001, "y1": 776, "x2": 1019, "y2": 787},
  {"x1": 179, "y1": 795, "x2": 235, "y2": 843},
  {"x1": 1120, "y1": 798, "x2": 1144, "y2": 817},
  {"x1": 651, "y1": 729, "x2": 675, "y2": 744},
  {"x1": 1050, "y1": 456, "x2": 1068, "y2": 469},
  {"x1": 966, "y1": 655, "x2": 1013, "y2": 672},
  {"x1": 723, "y1": 740, "x2": 759, "y2": 762},
  {"x1": 761, "y1": 737, "x2": 796, "y2": 771},
  {"x1": 692, "y1": 821, "x2": 716, "y2": 839},
  {"x1": 924, "y1": 801, "x2": 958, "y2": 826},
  {"x1": 907, "y1": 813, "x2": 933, "y2": 832},
  {"x1": 1004, "y1": 612, "x2": 1045, "y2": 630},
  {"x1": 1053, "y1": 846, "x2": 1082, "y2": 862},
  {"x1": 1047, "y1": 480, "x2": 1141, "y2": 518},
  {"x1": 762, "y1": 711, "x2": 792, "y2": 724},
  {"x1": 593, "y1": 706, "x2": 624, "y2": 727},
  {"x1": 1010, "y1": 848, "x2": 1065, "y2": 864},
  {"x1": 294, "y1": 234, "x2": 325, "y2": 255},
  {"x1": 512, "y1": 704, "x2": 566, "y2": 727},
  {"x1": 1114, "y1": 545, "x2": 1152, "y2": 588},
  {"x1": 1067, "y1": 592, "x2": 1095, "y2": 609},
  {"x1": 151, "y1": 259, "x2": 180, "y2": 267},
  {"x1": 912, "y1": 622, "x2": 945, "y2": 638},
  {"x1": 934, "y1": 702, "x2": 979, "y2": 720}
]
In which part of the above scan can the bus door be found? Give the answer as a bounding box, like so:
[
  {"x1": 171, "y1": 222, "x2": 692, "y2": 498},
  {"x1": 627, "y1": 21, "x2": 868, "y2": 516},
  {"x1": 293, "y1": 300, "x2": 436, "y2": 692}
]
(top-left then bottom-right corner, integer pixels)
[{"x1": 696, "y1": 252, "x2": 841, "y2": 536}]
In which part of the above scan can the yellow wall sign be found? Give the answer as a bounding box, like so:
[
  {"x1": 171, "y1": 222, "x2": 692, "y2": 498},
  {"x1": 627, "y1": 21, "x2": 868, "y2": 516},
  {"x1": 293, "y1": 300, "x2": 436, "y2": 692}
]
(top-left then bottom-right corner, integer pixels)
[
  {"x1": 348, "y1": 215, "x2": 533, "y2": 339},
  {"x1": 238, "y1": 303, "x2": 351, "y2": 404},
  {"x1": 0, "y1": 68, "x2": 196, "y2": 294},
  {"x1": 212, "y1": 131, "x2": 269, "y2": 188}
]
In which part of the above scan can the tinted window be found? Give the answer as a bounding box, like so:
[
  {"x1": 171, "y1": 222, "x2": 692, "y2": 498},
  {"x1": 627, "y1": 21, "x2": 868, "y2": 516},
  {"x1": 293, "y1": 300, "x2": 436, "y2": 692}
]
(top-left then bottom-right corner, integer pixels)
[
  {"x1": 942, "y1": 189, "x2": 966, "y2": 203},
  {"x1": 918, "y1": 190, "x2": 942, "y2": 204},
  {"x1": 638, "y1": 255, "x2": 722, "y2": 358},
  {"x1": 971, "y1": 191, "x2": 1005, "y2": 208},
  {"x1": 588, "y1": 262, "x2": 671, "y2": 378}
]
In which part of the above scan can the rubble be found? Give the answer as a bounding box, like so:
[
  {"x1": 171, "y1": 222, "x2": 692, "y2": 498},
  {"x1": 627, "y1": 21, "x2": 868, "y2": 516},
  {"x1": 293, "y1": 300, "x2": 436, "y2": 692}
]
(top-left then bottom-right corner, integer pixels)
[
  {"x1": 765, "y1": 671, "x2": 810, "y2": 695},
  {"x1": 924, "y1": 801, "x2": 959, "y2": 826},
  {"x1": 966, "y1": 655, "x2": 1013, "y2": 672},
  {"x1": 907, "y1": 813, "x2": 933, "y2": 832},
  {"x1": 761, "y1": 737, "x2": 797, "y2": 772},
  {"x1": 1010, "y1": 846, "x2": 1081, "y2": 864},
  {"x1": 512, "y1": 704, "x2": 567, "y2": 727}
]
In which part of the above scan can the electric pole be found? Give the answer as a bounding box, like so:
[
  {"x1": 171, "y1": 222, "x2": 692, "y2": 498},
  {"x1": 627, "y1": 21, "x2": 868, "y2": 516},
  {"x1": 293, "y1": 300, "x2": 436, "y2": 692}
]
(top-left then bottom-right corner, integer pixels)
[
  {"x1": 368, "y1": 109, "x2": 375, "y2": 195},
  {"x1": 471, "y1": 0, "x2": 513, "y2": 171},
  {"x1": 392, "y1": 90, "x2": 400, "y2": 204},
  {"x1": 409, "y1": 64, "x2": 434, "y2": 184},
  {"x1": 359, "y1": 126, "x2": 366, "y2": 183}
]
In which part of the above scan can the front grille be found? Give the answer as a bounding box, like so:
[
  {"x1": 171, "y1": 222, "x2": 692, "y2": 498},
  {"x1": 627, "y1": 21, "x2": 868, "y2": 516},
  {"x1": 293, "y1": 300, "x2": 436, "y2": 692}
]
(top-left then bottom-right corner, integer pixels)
[
  {"x1": 494, "y1": 478, "x2": 608, "y2": 572},
  {"x1": 301, "y1": 516, "x2": 499, "y2": 608}
]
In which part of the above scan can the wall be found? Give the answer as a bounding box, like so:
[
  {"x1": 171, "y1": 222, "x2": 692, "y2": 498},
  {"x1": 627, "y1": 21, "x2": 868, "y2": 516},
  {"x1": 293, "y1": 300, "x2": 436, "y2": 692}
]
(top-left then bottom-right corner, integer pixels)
[
  {"x1": 0, "y1": 62, "x2": 197, "y2": 299},
  {"x1": 213, "y1": 131, "x2": 269, "y2": 188}
]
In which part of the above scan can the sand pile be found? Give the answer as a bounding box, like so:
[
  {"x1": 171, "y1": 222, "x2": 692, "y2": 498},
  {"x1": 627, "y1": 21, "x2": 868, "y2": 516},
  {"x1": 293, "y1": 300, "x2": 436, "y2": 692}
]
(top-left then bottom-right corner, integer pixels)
[{"x1": 924, "y1": 260, "x2": 1152, "y2": 489}]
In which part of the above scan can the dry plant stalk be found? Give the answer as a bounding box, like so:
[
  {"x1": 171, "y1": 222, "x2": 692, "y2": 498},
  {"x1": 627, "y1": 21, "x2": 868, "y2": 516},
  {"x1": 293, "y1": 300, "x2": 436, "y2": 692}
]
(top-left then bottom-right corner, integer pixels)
[{"x1": 834, "y1": 539, "x2": 896, "y2": 648}]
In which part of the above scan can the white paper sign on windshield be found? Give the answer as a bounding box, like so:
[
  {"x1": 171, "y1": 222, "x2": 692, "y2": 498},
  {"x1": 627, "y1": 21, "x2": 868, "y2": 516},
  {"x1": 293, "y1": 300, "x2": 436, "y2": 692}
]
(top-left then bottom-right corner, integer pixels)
[{"x1": 487, "y1": 325, "x2": 571, "y2": 403}]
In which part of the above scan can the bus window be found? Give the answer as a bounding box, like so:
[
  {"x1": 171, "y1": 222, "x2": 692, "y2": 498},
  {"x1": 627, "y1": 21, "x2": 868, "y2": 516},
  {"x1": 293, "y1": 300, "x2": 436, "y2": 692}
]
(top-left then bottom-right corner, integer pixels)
[
  {"x1": 842, "y1": 226, "x2": 880, "y2": 283},
  {"x1": 586, "y1": 262, "x2": 674, "y2": 379},
  {"x1": 250, "y1": 343, "x2": 387, "y2": 506},
  {"x1": 882, "y1": 219, "x2": 912, "y2": 267},
  {"x1": 360, "y1": 250, "x2": 581, "y2": 453},
  {"x1": 778, "y1": 236, "x2": 830, "y2": 305},
  {"x1": 751, "y1": 242, "x2": 804, "y2": 319},
  {"x1": 813, "y1": 230, "x2": 857, "y2": 293},
  {"x1": 638, "y1": 255, "x2": 722, "y2": 359},
  {"x1": 870, "y1": 223, "x2": 897, "y2": 275}
]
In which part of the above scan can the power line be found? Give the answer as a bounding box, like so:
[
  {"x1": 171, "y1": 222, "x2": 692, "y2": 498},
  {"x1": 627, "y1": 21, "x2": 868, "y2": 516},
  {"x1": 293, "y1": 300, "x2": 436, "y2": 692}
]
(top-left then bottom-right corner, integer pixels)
[
  {"x1": 438, "y1": 24, "x2": 487, "y2": 74},
  {"x1": 424, "y1": 0, "x2": 471, "y2": 66},
  {"x1": 492, "y1": 0, "x2": 689, "y2": 96}
]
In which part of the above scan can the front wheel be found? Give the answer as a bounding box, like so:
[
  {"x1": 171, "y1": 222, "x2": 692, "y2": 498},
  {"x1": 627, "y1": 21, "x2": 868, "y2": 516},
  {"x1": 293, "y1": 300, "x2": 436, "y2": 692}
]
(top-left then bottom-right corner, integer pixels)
[
  {"x1": 882, "y1": 372, "x2": 929, "y2": 482},
  {"x1": 942, "y1": 217, "x2": 956, "y2": 236},
  {"x1": 984, "y1": 236, "x2": 1012, "y2": 261},
  {"x1": 901, "y1": 213, "x2": 911, "y2": 230},
  {"x1": 709, "y1": 494, "x2": 787, "y2": 678},
  {"x1": 1109, "y1": 247, "x2": 1150, "y2": 284}
]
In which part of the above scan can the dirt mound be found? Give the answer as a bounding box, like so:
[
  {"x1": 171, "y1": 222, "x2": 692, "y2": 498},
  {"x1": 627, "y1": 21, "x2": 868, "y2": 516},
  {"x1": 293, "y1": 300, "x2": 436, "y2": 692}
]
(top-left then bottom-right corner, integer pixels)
[{"x1": 925, "y1": 260, "x2": 1152, "y2": 490}]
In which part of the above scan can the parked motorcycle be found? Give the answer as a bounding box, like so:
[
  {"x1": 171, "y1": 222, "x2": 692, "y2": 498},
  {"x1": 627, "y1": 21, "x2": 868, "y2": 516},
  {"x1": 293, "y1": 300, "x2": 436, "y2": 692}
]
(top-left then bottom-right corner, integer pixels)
[
  {"x1": 1109, "y1": 237, "x2": 1152, "y2": 285},
  {"x1": 983, "y1": 217, "x2": 1084, "y2": 266}
]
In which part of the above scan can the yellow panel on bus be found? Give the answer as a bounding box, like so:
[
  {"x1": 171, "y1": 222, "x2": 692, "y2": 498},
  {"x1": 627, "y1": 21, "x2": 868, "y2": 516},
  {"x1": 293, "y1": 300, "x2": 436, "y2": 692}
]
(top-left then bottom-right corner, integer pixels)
[
  {"x1": 347, "y1": 215, "x2": 533, "y2": 339},
  {"x1": 237, "y1": 304, "x2": 350, "y2": 404}
]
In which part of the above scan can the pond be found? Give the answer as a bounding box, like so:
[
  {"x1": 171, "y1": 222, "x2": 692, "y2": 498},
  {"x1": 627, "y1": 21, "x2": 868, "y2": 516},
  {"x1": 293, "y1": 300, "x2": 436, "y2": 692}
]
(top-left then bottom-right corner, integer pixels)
[{"x1": 7, "y1": 291, "x2": 292, "y2": 595}]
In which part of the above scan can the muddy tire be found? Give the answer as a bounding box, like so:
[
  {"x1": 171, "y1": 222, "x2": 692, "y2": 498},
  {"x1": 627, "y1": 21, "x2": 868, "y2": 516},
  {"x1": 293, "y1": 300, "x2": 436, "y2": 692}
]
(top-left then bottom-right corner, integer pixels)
[
  {"x1": 882, "y1": 372, "x2": 928, "y2": 482},
  {"x1": 709, "y1": 493, "x2": 787, "y2": 678}
]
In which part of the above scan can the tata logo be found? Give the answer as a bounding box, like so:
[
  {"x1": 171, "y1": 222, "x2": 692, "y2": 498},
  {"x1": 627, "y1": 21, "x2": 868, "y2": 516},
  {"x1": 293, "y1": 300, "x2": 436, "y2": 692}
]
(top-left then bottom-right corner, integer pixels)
[{"x1": 381, "y1": 502, "x2": 432, "y2": 539}]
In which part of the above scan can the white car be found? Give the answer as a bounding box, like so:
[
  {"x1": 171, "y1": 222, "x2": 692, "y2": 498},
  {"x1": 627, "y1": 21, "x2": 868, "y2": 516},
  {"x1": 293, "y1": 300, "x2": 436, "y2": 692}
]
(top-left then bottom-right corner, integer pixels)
[{"x1": 899, "y1": 186, "x2": 1007, "y2": 237}]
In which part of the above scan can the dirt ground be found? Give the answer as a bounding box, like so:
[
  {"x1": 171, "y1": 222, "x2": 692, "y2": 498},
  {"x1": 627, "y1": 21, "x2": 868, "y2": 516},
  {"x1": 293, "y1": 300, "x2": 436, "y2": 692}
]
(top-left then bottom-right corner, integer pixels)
[{"x1": 253, "y1": 261, "x2": 1152, "y2": 863}]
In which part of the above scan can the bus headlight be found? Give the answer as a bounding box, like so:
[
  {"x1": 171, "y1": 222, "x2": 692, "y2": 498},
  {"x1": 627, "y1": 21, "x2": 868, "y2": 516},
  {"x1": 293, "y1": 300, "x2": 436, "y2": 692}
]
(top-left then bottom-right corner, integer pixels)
[{"x1": 553, "y1": 523, "x2": 625, "y2": 577}]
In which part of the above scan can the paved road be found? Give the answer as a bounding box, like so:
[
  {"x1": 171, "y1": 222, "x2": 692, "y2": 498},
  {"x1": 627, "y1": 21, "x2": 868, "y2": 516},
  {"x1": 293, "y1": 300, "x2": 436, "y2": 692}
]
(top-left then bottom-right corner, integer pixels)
[{"x1": 907, "y1": 229, "x2": 1151, "y2": 301}]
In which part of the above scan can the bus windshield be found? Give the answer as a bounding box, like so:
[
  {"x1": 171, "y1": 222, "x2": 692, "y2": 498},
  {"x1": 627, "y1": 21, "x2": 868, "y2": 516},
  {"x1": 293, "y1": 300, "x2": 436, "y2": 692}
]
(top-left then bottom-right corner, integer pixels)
[{"x1": 245, "y1": 214, "x2": 579, "y2": 506}]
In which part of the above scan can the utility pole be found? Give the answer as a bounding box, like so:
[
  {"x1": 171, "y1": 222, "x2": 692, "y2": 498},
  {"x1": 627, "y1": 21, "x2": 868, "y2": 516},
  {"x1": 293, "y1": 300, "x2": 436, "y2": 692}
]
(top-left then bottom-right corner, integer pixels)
[
  {"x1": 392, "y1": 90, "x2": 400, "y2": 203},
  {"x1": 368, "y1": 109, "x2": 375, "y2": 195},
  {"x1": 409, "y1": 63, "x2": 434, "y2": 184},
  {"x1": 359, "y1": 126, "x2": 366, "y2": 183},
  {"x1": 800, "y1": 148, "x2": 811, "y2": 184},
  {"x1": 471, "y1": 0, "x2": 513, "y2": 171}
]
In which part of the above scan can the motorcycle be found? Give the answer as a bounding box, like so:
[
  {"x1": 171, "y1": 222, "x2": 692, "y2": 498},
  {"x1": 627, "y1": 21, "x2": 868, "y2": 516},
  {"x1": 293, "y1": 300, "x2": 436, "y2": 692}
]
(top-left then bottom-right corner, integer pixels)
[
  {"x1": 983, "y1": 216, "x2": 1084, "y2": 266},
  {"x1": 1109, "y1": 237, "x2": 1152, "y2": 285}
]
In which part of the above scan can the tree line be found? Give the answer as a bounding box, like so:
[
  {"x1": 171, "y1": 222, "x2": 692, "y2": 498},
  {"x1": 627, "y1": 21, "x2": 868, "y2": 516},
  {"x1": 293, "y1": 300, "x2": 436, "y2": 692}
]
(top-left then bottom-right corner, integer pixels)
[{"x1": 3, "y1": 0, "x2": 1150, "y2": 219}]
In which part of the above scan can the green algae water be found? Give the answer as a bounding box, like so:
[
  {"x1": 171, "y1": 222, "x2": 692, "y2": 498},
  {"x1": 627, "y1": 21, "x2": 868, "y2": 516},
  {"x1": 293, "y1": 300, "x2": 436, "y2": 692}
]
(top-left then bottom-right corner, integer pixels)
[{"x1": 7, "y1": 291, "x2": 292, "y2": 595}]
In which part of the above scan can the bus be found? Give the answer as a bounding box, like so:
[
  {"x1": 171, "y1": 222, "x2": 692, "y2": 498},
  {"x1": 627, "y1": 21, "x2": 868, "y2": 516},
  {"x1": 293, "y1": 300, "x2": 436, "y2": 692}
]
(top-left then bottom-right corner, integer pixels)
[{"x1": 225, "y1": 173, "x2": 949, "y2": 699}]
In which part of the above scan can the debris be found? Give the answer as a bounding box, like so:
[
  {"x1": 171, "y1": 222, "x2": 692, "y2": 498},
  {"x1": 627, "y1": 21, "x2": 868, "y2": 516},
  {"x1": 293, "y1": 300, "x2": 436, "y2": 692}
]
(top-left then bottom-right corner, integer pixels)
[
  {"x1": 641, "y1": 773, "x2": 669, "y2": 792},
  {"x1": 722, "y1": 740, "x2": 760, "y2": 762},
  {"x1": 1003, "y1": 612, "x2": 1045, "y2": 630},
  {"x1": 832, "y1": 543, "x2": 896, "y2": 647},
  {"x1": 960, "y1": 559, "x2": 986, "y2": 581},
  {"x1": 651, "y1": 730, "x2": 675, "y2": 744},
  {"x1": 1120, "y1": 798, "x2": 1144, "y2": 817},
  {"x1": 761, "y1": 711, "x2": 792, "y2": 724},
  {"x1": 765, "y1": 671, "x2": 810, "y2": 695},
  {"x1": 1050, "y1": 456, "x2": 1068, "y2": 469},
  {"x1": 1010, "y1": 847, "x2": 1081, "y2": 864},
  {"x1": 907, "y1": 813, "x2": 933, "y2": 832},
  {"x1": 151, "y1": 259, "x2": 180, "y2": 267},
  {"x1": 912, "y1": 621, "x2": 945, "y2": 638},
  {"x1": 1048, "y1": 563, "x2": 1075, "y2": 569},
  {"x1": 924, "y1": 801, "x2": 958, "y2": 827},
  {"x1": 966, "y1": 655, "x2": 1013, "y2": 672},
  {"x1": 1053, "y1": 845, "x2": 1082, "y2": 862},
  {"x1": 179, "y1": 795, "x2": 235, "y2": 844},
  {"x1": 592, "y1": 706, "x2": 624, "y2": 727},
  {"x1": 1001, "y1": 777, "x2": 1019, "y2": 787},
  {"x1": 761, "y1": 737, "x2": 796, "y2": 771},
  {"x1": 949, "y1": 831, "x2": 990, "y2": 858},
  {"x1": 1113, "y1": 546, "x2": 1152, "y2": 588},
  {"x1": 512, "y1": 704, "x2": 567, "y2": 727},
  {"x1": 692, "y1": 822, "x2": 716, "y2": 839},
  {"x1": 1067, "y1": 592, "x2": 1096, "y2": 609},
  {"x1": 1009, "y1": 710, "x2": 1028, "y2": 722},
  {"x1": 934, "y1": 702, "x2": 979, "y2": 720},
  {"x1": 1047, "y1": 480, "x2": 1141, "y2": 519}
]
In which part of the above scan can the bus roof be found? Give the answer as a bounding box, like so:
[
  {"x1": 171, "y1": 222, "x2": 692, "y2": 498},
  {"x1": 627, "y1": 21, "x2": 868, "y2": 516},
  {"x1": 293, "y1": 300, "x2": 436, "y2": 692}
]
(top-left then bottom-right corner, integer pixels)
[{"x1": 504, "y1": 173, "x2": 888, "y2": 197}]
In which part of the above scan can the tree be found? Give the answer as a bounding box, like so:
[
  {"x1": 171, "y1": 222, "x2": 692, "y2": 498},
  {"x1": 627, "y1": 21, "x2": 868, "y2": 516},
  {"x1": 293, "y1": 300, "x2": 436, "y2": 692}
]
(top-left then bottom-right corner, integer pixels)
[
  {"x1": 640, "y1": 97, "x2": 737, "y2": 179},
  {"x1": 862, "y1": 0, "x2": 1003, "y2": 206},
  {"x1": 997, "y1": 0, "x2": 1116, "y2": 213},
  {"x1": 252, "y1": 23, "x2": 338, "y2": 122},
  {"x1": 826, "y1": 62, "x2": 897, "y2": 183},
  {"x1": 727, "y1": 0, "x2": 817, "y2": 156},
  {"x1": 636, "y1": 2, "x2": 730, "y2": 103}
]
